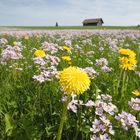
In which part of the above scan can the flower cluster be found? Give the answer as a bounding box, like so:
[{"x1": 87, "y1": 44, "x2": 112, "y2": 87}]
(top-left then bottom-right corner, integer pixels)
[
  {"x1": 95, "y1": 58, "x2": 112, "y2": 72},
  {"x1": 66, "y1": 92, "x2": 140, "y2": 139},
  {"x1": 107, "y1": 37, "x2": 119, "y2": 52},
  {"x1": 115, "y1": 111, "x2": 140, "y2": 138},
  {"x1": 33, "y1": 54, "x2": 60, "y2": 67},
  {"x1": 66, "y1": 94, "x2": 118, "y2": 140},
  {"x1": 119, "y1": 48, "x2": 137, "y2": 70},
  {"x1": 95, "y1": 58, "x2": 108, "y2": 67},
  {"x1": 46, "y1": 54, "x2": 60, "y2": 66},
  {"x1": 33, "y1": 53, "x2": 60, "y2": 82},
  {"x1": 83, "y1": 67, "x2": 97, "y2": 79},
  {"x1": 0, "y1": 38, "x2": 8, "y2": 46},
  {"x1": 33, "y1": 57, "x2": 46, "y2": 66},
  {"x1": 0, "y1": 42, "x2": 24, "y2": 64},
  {"x1": 67, "y1": 94, "x2": 118, "y2": 115},
  {"x1": 33, "y1": 66, "x2": 58, "y2": 83},
  {"x1": 90, "y1": 116, "x2": 115, "y2": 140},
  {"x1": 94, "y1": 94, "x2": 118, "y2": 116},
  {"x1": 42, "y1": 41, "x2": 60, "y2": 54},
  {"x1": 67, "y1": 94, "x2": 82, "y2": 113},
  {"x1": 64, "y1": 40, "x2": 71, "y2": 47},
  {"x1": 128, "y1": 98, "x2": 140, "y2": 111}
]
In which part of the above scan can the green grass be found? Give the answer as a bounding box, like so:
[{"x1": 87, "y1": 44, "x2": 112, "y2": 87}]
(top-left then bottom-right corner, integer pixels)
[
  {"x1": 1, "y1": 25, "x2": 140, "y2": 30},
  {"x1": 0, "y1": 31, "x2": 140, "y2": 140}
]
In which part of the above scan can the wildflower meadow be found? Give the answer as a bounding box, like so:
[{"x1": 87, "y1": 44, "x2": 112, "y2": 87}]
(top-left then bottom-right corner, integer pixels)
[{"x1": 0, "y1": 30, "x2": 140, "y2": 140}]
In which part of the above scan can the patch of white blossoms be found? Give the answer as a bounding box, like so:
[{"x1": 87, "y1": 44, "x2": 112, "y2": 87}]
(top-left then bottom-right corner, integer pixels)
[
  {"x1": 95, "y1": 58, "x2": 112, "y2": 72},
  {"x1": 66, "y1": 93, "x2": 140, "y2": 140},
  {"x1": 0, "y1": 42, "x2": 24, "y2": 65}
]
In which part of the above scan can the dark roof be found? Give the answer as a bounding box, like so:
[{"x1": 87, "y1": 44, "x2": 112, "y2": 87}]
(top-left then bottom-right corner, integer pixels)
[{"x1": 82, "y1": 18, "x2": 104, "y2": 24}]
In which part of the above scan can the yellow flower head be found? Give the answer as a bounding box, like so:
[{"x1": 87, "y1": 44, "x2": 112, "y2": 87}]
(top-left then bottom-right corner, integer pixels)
[
  {"x1": 119, "y1": 49, "x2": 136, "y2": 58},
  {"x1": 132, "y1": 90, "x2": 140, "y2": 96},
  {"x1": 35, "y1": 33, "x2": 39, "y2": 38},
  {"x1": 34, "y1": 50, "x2": 46, "y2": 57},
  {"x1": 59, "y1": 66, "x2": 90, "y2": 94},
  {"x1": 119, "y1": 57, "x2": 137, "y2": 70},
  {"x1": 13, "y1": 41, "x2": 17, "y2": 45},
  {"x1": 119, "y1": 48, "x2": 137, "y2": 71},
  {"x1": 63, "y1": 46, "x2": 71, "y2": 53},
  {"x1": 68, "y1": 61, "x2": 72, "y2": 65},
  {"x1": 61, "y1": 56, "x2": 71, "y2": 61},
  {"x1": 24, "y1": 36, "x2": 29, "y2": 40}
]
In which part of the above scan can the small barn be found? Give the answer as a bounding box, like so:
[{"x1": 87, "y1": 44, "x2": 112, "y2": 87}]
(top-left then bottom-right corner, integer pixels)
[{"x1": 82, "y1": 18, "x2": 104, "y2": 26}]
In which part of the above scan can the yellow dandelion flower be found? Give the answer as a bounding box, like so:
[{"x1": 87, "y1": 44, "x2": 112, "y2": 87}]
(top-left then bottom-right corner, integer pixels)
[
  {"x1": 35, "y1": 34, "x2": 39, "y2": 38},
  {"x1": 24, "y1": 36, "x2": 29, "y2": 40},
  {"x1": 132, "y1": 90, "x2": 140, "y2": 96},
  {"x1": 68, "y1": 61, "x2": 72, "y2": 65},
  {"x1": 119, "y1": 48, "x2": 136, "y2": 58},
  {"x1": 34, "y1": 50, "x2": 46, "y2": 57},
  {"x1": 13, "y1": 41, "x2": 17, "y2": 45},
  {"x1": 59, "y1": 66, "x2": 90, "y2": 94},
  {"x1": 63, "y1": 46, "x2": 71, "y2": 53},
  {"x1": 119, "y1": 57, "x2": 137, "y2": 70},
  {"x1": 61, "y1": 56, "x2": 71, "y2": 61}
]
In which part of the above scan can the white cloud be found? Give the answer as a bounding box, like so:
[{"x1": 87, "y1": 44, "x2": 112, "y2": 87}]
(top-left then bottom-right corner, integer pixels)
[{"x1": 0, "y1": 0, "x2": 140, "y2": 26}]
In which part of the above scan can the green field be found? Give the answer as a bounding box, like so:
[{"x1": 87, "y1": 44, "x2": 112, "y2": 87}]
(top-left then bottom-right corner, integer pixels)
[
  {"x1": 1, "y1": 25, "x2": 140, "y2": 30},
  {"x1": 0, "y1": 30, "x2": 140, "y2": 140}
]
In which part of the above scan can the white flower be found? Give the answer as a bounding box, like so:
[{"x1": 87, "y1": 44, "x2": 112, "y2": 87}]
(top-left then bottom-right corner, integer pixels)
[
  {"x1": 33, "y1": 75, "x2": 45, "y2": 83},
  {"x1": 85, "y1": 100, "x2": 94, "y2": 107}
]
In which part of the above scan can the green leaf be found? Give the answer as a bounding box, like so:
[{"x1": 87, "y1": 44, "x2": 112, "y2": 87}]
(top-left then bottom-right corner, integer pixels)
[
  {"x1": 80, "y1": 125, "x2": 90, "y2": 133},
  {"x1": 5, "y1": 113, "x2": 13, "y2": 136}
]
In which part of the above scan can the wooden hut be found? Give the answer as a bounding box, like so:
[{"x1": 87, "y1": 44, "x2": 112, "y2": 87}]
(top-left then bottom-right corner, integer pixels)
[{"x1": 82, "y1": 18, "x2": 104, "y2": 26}]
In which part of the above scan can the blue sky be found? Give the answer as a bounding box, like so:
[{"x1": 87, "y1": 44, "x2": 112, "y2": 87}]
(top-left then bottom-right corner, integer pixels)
[{"x1": 0, "y1": 0, "x2": 140, "y2": 26}]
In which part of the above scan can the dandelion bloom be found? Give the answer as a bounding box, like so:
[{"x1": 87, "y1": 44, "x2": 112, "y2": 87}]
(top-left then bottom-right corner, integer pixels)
[
  {"x1": 119, "y1": 49, "x2": 136, "y2": 58},
  {"x1": 132, "y1": 90, "x2": 140, "y2": 96},
  {"x1": 119, "y1": 57, "x2": 137, "y2": 70},
  {"x1": 34, "y1": 50, "x2": 46, "y2": 57},
  {"x1": 59, "y1": 66, "x2": 90, "y2": 94},
  {"x1": 68, "y1": 61, "x2": 72, "y2": 65},
  {"x1": 24, "y1": 36, "x2": 29, "y2": 40},
  {"x1": 61, "y1": 56, "x2": 71, "y2": 61},
  {"x1": 118, "y1": 48, "x2": 137, "y2": 71},
  {"x1": 63, "y1": 46, "x2": 71, "y2": 53},
  {"x1": 13, "y1": 41, "x2": 17, "y2": 45}
]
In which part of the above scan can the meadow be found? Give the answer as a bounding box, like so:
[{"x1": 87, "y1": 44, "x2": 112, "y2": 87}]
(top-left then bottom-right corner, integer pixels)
[
  {"x1": 0, "y1": 30, "x2": 140, "y2": 140},
  {"x1": 1, "y1": 26, "x2": 140, "y2": 30}
]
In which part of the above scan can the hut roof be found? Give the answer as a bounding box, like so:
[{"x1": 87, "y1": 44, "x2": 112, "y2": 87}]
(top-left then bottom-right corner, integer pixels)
[{"x1": 83, "y1": 18, "x2": 104, "y2": 24}]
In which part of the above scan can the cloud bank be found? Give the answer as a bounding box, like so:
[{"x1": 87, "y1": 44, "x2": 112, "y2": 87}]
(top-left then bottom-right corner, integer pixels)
[{"x1": 0, "y1": 0, "x2": 140, "y2": 26}]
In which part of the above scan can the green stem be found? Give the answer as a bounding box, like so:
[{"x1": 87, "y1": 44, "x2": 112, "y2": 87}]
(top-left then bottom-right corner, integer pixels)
[
  {"x1": 57, "y1": 95, "x2": 71, "y2": 140},
  {"x1": 116, "y1": 70, "x2": 123, "y2": 95},
  {"x1": 73, "y1": 104, "x2": 81, "y2": 140},
  {"x1": 74, "y1": 131, "x2": 78, "y2": 140},
  {"x1": 121, "y1": 71, "x2": 126, "y2": 100}
]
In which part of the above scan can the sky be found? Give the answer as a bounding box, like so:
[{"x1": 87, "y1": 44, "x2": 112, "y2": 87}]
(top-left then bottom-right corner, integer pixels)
[{"x1": 0, "y1": 0, "x2": 140, "y2": 26}]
